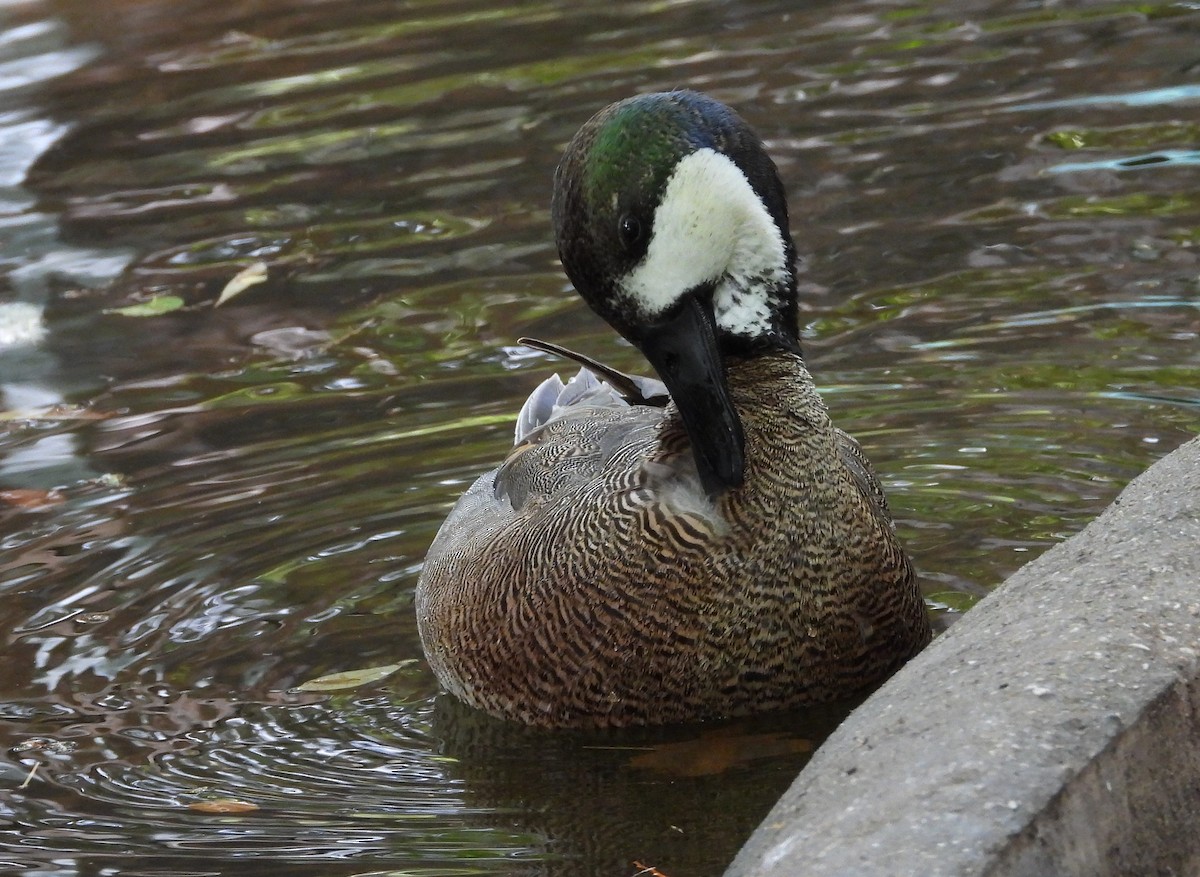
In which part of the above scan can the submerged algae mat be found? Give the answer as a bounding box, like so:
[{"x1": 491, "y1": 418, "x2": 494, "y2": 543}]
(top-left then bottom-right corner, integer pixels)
[{"x1": 0, "y1": 0, "x2": 1198, "y2": 875}]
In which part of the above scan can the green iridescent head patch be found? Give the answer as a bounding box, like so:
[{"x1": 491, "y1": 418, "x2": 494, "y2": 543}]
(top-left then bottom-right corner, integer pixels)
[{"x1": 580, "y1": 95, "x2": 693, "y2": 214}]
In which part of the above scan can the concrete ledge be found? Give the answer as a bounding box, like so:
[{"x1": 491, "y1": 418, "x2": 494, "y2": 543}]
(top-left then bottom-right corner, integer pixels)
[{"x1": 727, "y1": 435, "x2": 1200, "y2": 877}]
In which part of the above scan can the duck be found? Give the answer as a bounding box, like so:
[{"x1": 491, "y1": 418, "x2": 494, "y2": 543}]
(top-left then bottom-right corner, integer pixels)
[{"x1": 415, "y1": 90, "x2": 931, "y2": 729}]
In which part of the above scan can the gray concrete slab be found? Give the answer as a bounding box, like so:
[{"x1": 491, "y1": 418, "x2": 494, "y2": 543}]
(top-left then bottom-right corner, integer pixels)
[{"x1": 727, "y1": 435, "x2": 1200, "y2": 877}]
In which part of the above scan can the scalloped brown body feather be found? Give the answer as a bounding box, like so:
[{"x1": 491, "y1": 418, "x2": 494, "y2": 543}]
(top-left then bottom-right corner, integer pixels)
[{"x1": 415, "y1": 351, "x2": 931, "y2": 728}]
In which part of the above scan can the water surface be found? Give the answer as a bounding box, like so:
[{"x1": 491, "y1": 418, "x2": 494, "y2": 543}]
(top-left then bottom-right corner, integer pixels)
[{"x1": 1, "y1": 1, "x2": 1198, "y2": 875}]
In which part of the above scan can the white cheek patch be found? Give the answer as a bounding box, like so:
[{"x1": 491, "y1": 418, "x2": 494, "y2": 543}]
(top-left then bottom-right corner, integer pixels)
[{"x1": 615, "y1": 148, "x2": 789, "y2": 338}]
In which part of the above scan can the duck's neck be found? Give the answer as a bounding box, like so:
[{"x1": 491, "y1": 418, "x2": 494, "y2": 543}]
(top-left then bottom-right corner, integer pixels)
[
  {"x1": 715, "y1": 319, "x2": 801, "y2": 359},
  {"x1": 721, "y1": 349, "x2": 826, "y2": 469},
  {"x1": 722, "y1": 346, "x2": 808, "y2": 387},
  {"x1": 721, "y1": 333, "x2": 802, "y2": 360}
]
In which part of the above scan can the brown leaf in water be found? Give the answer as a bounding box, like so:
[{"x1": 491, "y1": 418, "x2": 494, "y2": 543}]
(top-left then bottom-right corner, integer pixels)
[
  {"x1": 0, "y1": 404, "x2": 110, "y2": 423},
  {"x1": 187, "y1": 799, "x2": 260, "y2": 814},
  {"x1": 632, "y1": 861, "x2": 672, "y2": 877},
  {"x1": 0, "y1": 488, "x2": 65, "y2": 510},
  {"x1": 626, "y1": 729, "x2": 813, "y2": 778}
]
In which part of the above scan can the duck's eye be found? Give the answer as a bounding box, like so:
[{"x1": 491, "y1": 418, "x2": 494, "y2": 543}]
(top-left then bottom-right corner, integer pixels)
[{"x1": 617, "y1": 213, "x2": 644, "y2": 252}]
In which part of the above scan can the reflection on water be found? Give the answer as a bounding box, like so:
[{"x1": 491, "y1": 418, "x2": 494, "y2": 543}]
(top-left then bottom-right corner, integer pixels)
[{"x1": 1, "y1": 0, "x2": 1198, "y2": 875}]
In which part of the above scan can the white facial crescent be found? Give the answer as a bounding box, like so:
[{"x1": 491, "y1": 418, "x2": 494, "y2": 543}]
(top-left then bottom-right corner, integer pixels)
[{"x1": 615, "y1": 148, "x2": 789, "y2": 337}]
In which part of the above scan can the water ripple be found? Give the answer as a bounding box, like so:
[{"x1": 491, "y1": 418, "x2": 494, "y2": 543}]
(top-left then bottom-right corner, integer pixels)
[{"x1": 2, "y1": 1, "x2": 1199, "y2": 875}]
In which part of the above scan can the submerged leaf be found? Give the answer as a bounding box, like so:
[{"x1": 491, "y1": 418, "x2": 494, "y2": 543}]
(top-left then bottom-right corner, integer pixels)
[
  {"x1": 104, "y1": 295, "x2": 186, "y2": 317},
  {"x1": 215, "y1": 261, "x2": 269, "y2": 306},
  {"x1": 0, "y1": 488, "x2": 65, "y2": 510},
  {"x1": 187, "y1": 799, "x2": 260, "y2": 814},
  {"x1": 625, "y1": 729, "x2": 813, "y2": 777},
  {"x1": 633, "y1": 861, "x2": 673, "y2": 877},
  {"x1": 927, "y1": 590, "x2": 982, "y2": 613},
  {"x1": 296, "y1": 661, "x2": 415, "y2": 692},
  {"x1": 0, "y1": 405, "x2": 110, "y2": 424}
]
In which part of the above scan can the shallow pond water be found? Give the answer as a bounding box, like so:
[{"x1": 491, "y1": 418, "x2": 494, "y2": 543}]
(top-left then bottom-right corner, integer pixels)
[{"x1": 1, "y1": 0, "x2": 1198, "y2": 875}]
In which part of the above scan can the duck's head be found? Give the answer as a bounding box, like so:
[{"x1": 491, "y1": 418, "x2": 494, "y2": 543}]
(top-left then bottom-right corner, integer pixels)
[{"x1": 552, "y1": 90, "x2": 800, "y2": 497}]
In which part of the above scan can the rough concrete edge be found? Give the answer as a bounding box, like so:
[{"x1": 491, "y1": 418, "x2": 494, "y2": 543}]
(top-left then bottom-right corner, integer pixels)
[{"x1": 726, "y1": 434, "x2": 1200, "y2": 877}]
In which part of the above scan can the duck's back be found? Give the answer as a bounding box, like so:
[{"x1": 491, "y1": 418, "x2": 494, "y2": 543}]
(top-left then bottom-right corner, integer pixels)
[{"x1": 415, "y1": 352, "x2": 929, "y2": 728}]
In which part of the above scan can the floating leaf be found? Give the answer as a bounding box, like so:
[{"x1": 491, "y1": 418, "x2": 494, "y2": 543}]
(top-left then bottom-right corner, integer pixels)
[
  {"x1": 296, "y1": 661, "x2": 414, "y2": 692},
  {"x1": 0, "y1": 405, "x2": 110, "y2": 424},
  {"x1": 927, "y1": 590, "x2": 982, "y2": 613},
  {"x1": 104, "y1": 295, "x2": 185, "y2": 317},
  {"x1": 1044, "y1": 130, "x2": 1088, "y2": 149},
  {"x1": 0, "y1": 488, "x2": 65, "y2": 510},
  {"x1": 215, "y1": 261, "x2": 269, "y2": 306},
  {"x1": 12, "y1": 737, "x2": 75, "y2": 754},
  {"x1": 187, "y1": 799, "x2": 260, "y2": 814}
]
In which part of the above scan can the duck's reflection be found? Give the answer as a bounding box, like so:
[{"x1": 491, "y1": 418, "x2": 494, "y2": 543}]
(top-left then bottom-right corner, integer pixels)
[{"x1": 429, "y1": 692, "x2": 859, "y2": 877}]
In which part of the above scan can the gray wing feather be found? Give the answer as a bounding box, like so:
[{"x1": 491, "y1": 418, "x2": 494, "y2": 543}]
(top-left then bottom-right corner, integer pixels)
[
  {"x1": 514, "y1": 373, "x2": 567, "y2": 443},
  {"x1": 426, "y1": 366, "x2": 667, "y2": 571},
  {"x1": 514, "y1": 366, "x2": 664, "y2": 443}
]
